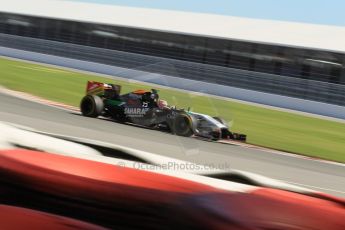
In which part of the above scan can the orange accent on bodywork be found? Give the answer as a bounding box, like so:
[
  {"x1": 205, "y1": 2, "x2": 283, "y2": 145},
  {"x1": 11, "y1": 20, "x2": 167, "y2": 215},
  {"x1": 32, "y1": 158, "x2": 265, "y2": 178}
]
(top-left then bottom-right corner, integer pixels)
[{"x1": 132, "y1": 89, "x2": 150, "y2": 94}]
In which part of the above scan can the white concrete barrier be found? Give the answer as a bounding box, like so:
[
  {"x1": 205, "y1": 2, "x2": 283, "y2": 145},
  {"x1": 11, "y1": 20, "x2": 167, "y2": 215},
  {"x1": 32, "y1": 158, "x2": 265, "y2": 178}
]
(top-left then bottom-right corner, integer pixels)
[
  {"x1": 1, "y1": 46, "x2": 345, "y2": 120},
  {"x1": 0, "y1": 122, "x2": 102, "y2": 156},
  {"x1": 0, "y1": 122, "x2": 316, "y2": 194}
]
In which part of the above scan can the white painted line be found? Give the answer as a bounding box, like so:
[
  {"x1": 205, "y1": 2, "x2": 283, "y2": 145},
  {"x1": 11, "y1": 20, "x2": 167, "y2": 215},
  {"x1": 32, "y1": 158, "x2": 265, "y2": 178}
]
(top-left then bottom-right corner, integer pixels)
[
  {"x1": 219, "y1": 139, "x2": 345, "y2": 167},
  {"x1": 284, "y1": 180, "x2": 345, "y2": 195}
]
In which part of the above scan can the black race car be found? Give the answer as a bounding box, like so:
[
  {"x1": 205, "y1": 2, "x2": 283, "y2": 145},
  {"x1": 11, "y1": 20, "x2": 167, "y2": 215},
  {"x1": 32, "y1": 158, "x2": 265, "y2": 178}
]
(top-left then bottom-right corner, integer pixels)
[{"x1": 80, "y1": 81, "x2": 246, "y2": 141}]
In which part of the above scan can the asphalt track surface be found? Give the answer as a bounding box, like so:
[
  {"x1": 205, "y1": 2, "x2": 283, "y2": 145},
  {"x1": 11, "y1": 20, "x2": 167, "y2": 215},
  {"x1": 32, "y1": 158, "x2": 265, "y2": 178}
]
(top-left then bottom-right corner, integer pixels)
[{"x1": 0, "y1": 92, "x2": 344, "y2": 198}]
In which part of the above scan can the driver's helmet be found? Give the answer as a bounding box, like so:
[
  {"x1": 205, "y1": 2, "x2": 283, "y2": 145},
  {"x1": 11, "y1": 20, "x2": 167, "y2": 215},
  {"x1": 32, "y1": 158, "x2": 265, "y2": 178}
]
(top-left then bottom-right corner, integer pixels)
[
  {"x1": 158, "y1": 99, "x2": 168, "y2": 109},
  {"x1": 103, "y1": 83, "x2": 112, "y2": 90},
  {"x1": 150, "y1": 93, "x2": 159, "y2": 101},
  {"x1": 104, "y1": 83, "x2": 115, "y2": 98}
]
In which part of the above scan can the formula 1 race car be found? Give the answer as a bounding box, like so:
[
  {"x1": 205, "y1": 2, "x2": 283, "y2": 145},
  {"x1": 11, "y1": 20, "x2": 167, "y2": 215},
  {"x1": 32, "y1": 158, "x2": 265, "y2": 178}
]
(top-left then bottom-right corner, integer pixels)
[{"x1": 80, "y1": 81, "x2": 246, "y2": 141}]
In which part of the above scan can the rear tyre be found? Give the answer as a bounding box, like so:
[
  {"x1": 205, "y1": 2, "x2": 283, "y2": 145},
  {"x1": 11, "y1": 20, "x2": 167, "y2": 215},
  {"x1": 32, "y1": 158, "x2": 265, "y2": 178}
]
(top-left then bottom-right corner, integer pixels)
[
  {"x1": 80, "y1": 95, "x2": 104, "y2": 118},
  {"x1": 173, "y1": 114, "x2": 193, "y2": 137}
]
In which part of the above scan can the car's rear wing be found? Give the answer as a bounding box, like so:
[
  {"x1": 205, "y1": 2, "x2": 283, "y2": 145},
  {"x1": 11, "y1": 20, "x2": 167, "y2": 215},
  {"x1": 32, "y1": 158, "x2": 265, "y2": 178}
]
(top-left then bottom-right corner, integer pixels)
[{"x1": 86, "y1": 81, "x2": 121, "y2": 97}]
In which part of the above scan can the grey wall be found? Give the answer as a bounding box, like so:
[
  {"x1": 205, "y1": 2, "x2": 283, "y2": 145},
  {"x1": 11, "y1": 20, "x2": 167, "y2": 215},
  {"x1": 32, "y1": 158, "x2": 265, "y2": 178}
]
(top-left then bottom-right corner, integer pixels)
[{"x1": 1, "y1": 33, "x2": 345, "y2": 107}]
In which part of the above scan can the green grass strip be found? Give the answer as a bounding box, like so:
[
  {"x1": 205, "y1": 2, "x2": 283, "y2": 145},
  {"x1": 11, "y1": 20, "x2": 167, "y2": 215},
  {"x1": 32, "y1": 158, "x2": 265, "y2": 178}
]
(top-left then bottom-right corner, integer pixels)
[{"x1": 1, "y1": 57, "x2": 345, "y2": 162}]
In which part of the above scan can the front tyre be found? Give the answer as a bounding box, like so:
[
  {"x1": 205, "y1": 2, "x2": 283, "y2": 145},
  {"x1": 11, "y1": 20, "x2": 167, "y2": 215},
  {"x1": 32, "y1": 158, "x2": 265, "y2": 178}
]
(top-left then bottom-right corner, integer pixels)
[
  {"x1": 80, "y1": 95, "x2": 104, "y2": 118},
  {"x1": 173, "y1": 114, "x2": 193, "y2": 137}
]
